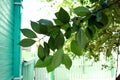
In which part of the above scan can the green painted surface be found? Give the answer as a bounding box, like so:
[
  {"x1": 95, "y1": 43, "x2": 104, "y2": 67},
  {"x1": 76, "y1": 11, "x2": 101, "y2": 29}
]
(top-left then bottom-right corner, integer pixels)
[
  {"x1": 0, "y1": 0, "x2": 22, "y2": 80},
  {"x1": 0, "y1": 0, "x2": 14, "y2": 80}
]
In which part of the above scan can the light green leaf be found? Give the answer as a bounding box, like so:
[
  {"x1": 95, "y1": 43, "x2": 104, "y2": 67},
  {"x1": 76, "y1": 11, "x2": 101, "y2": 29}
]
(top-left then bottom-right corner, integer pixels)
[
  {"x1": 71, "y1": 40, "x2": 82, "y2": 56},
  {"x1": 54, "y1": 19, "x2": 63, "y2": 26},
  {"x1": 76, "y1": 29, "x2": 88, "y2": 49},
  {"x1": 47, "y1": 49, "x2": 64, "y2": 72},
  {"x1": 35, "y1": 59, "x2": 46, "y2": 68},
  {"x1": 38, "y1": 45, "x2": 45, "y2": 60},
  {"x1": 62, "y1": 54, "x2": 72, "y2": 69},
  {"x1": 73, "y1": 6, "x2": 90, "y2": 16},
  {"x1": 35, "y1": 55, "x2": 53, "y2": 68},
  {"x1": 21, "y1": 29, "x2": 37, "y2": 38},
  {"x1": 19, "y1": 38, "x2": 35, "y2": 47},
  {"x1": 55, "y1": 7, "x2": 70, "y2": 23}
]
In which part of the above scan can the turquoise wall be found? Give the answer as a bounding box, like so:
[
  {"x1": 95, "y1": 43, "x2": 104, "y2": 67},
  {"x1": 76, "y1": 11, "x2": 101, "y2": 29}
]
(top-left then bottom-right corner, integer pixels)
[{"x1": 0, "y1": 0, "x2": 21, "y2": 80}]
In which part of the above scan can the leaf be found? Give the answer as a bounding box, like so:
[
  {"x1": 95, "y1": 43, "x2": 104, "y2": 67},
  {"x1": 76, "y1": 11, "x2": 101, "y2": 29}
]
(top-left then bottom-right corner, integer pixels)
[
  {"x1": 31, "y1": 21, "x2": 41, "y2": 34},
  {"x1": 90, "y1": 0, "x2": 98, "y2": 3},
  {"x1": 54, "y1": 31, "x2": 65, "y2": 49},
  {"x1": 21, "y1": 29, "x2": 37, "y2": 38},
  {"x1": 62, "y1": 54, "x2": 72, "y2": 69},
  {"x1": 55, "y1": 7, "x2": 70, "y2": 24},
  {"x1": 35, "y1": 59, "x2": 46, "y2": 68},
  {"x1": 61, "y1": 23, "x2": 71, "y2": 30},
  {"x1": 31, "y1": 21, "x2": 48, "y2": 35},
  {"x1": 48, "y1": 37, "x2": 56, "y2": 51},
  {"x1": 19, "y1": 38, "x2": 35, "y2": 47},
  {"x1": 71, "y1": 40, "x2": 82, "y2": 56},
  {"x1": 65, "y1": 28, "x2": 72, "y2": 39},
  {"x1": 44, "y1": 42, "x2": 50, "y2": 56},
  {"x1": 38, "y1": 45, "x2": 45, "y2": 60},
  {"x1": 85, "y1": 26, "x2": 98, "y2": 39},
  {"x1": 35, "y1": 55, "x2": 52, "y2": 68},
  {"x1": 96, "y1": 12, "x2": 108, "y2": 26},
  {"x1": 73, "y1": 6, "x2": 90, "y2": 16},
  {"x1": 54, "y1": 19, "x2": 63, "y2": 26},
  {"x1": 38, "y1": 19, "x2": 53, "y2": 29},
  {"x1": 48, "y1": 27, "x2": 60, "y2": 38},
  {"x1": 76, "y1": 29, "x2": 88, "y2": 50},
  {"x1": 47, "y1": 49, "x2": 64, "y2": 72},
  {"x1": 106, "y1": 47, "x2": 112, "y2": 57}
]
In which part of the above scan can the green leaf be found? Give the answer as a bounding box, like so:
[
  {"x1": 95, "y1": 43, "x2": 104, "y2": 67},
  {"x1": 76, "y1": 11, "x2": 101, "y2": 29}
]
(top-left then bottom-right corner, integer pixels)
[
  {"x1": 85, "y1": 26, "x2": 98, "y2": 39},
  {"x1": 48, "y1": 27, "x2": 60, "y2": 38},
  {"x1": 71, "y1": 40, "x2": 82, "y2": 56},
  {"x1": 31, "y1": 21, "x2": 41, "y2": 34},
  {"x1": 76, "y1": 29, "x2": 88, "y2": 50},
  {"x1": 90, "y1": 0, "x2": 98, "y2": 3},
  {"x1": 35, "y1": 55, "x2": 52, "y2": 68},
  {"x1": 47, "y1": 49, "x2": 64, "y2": 72},
  {"x1": 62, "y1": 54, "x2": 72, "y2": 69},
  {"x1": 35, "y1": 59, "x2": 46, "y2": 68},
  {"x1": 65, "y1": 28, "x2": 72, "y2": 39},
  {"x1": 38, "y1": 45, "x2": 45, "y2": 60},
  {"x1": 31, "y1": 21, "x2": 48, "y2": 35},
  {"x1": 48, "y1": 37, "x2": 56, "y2": 51},
  {"x1": 38, "y1": 19, "x2": 53, "y2": 29},
  {"x1": 106, "y1": 47, "x2": 112, "y2": 57},
  {"x1": 54, "y1": 31, "x2": 65, "y2": 49},
  {"x1": 73, "y1": 6, "x2": 90, "y2": 16},
  {"x1": 96, "y1": 12, "x2": 108, "y2": 26},
  {"x1": 19, "y1": 38, "x2": 35, "y2": 47},
  {"x1": 54, "y1": 19, "x2": 63, "y2": 26},
  {"x1": 44, "y1": 42, "x2": 50, "y2": 56},
  {"x1": 21, "y1": 29, "x2": 37, "y2": 38},
  {"x1": 61, "y1": 23, "x2": 71, "y2": 30},
  {"x1": 55, "y1": 7, "x2": 70, "y2": 24}
]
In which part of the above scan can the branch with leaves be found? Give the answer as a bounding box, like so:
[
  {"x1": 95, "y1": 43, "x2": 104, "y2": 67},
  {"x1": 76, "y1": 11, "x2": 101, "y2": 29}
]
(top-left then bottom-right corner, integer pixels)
[{"x1": 19, "y1": 0, "x2": 120, "y2": 74}]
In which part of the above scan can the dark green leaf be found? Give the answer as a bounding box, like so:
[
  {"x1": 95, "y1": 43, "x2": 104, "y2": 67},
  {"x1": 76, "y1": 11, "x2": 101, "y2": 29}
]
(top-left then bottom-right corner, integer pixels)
[
  {"x1": 90, "y1": 0, "x2": 98, "y2": 3},
  {"x1": 44, "y1": 42, "x2": 50, "y2": 56},
  {"x1": 73, "y1": 6, "x2": 90, "y2": 16},
  {"x1": 76, "y1": 29, "x2": 88, "y2": 49},
  {"x1": 65, "y1": 28, "x2": 72, "y2": 39},
  {"x1": 62, "y1": 54, "x2": 72, "y2": 69},
  {"x1": 31, "y1": 21, "x2": 48, "y2": 35},
  {"x1": 71, "y1": 40, "x2": 82, "y2": 56},
  {"x1": 19, "y1": 39, "x2": 35, "y2": 47},
  {"x1": 38, "y1": 19, "x2": 53, "y2": 29},
  {"x1": 96, "y1": 12, "x2": 108, "y2": 26},
  {"x1": 54, "y1": 31, "x2": 65, "y2": 49},
  {"x1": 38, "y1": 45, "x2": 45, "y2": 60},
  {"x1": 55, "y1": 7, "x2": 70, "y2": 23},
  {"x1": 21, "y1": 29, "x2": 37, "y2": 38},
  {"x1": 106, "y1": 47, "x2": 112, "y2": 57},
  {"x1": 31, "y1": 21, "x2": 41, "y2": 34},
  {"x1": 48, "y1": 37, "x2": 56, "y2": 51},
  {"x1": 47, "y1": 49, "x2": 64, "y2": 72},
  {"x1": 48, "y1": 27, "x2": 60, "y2": 38},
  {"x1": 85, "y1": 26, "x2": 98, "y2": 39}
]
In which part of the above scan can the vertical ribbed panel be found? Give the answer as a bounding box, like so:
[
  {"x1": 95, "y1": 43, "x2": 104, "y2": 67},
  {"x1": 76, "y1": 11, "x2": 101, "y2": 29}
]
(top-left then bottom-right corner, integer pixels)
[{"x1": 0, "y1": 0, "x2": 14, "y2": 80}]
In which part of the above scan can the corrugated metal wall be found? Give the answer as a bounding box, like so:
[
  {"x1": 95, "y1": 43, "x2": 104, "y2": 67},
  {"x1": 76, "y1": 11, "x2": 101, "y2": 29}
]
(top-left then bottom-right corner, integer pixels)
[{"x1": 0, "y1": 0, "x2": 21, "y2": 80}]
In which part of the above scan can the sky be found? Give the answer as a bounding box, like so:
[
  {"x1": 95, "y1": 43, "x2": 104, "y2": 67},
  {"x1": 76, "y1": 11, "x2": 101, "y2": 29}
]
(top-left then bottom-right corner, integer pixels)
[{"x1": 21, "y1": 0, "x2": 56, "y2": 28}]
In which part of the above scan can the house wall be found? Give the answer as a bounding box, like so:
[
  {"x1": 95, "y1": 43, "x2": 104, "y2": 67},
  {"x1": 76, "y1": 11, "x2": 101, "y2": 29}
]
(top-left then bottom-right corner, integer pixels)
[{"x1": 0, "y1": 0, "x2": 21, "y2": 80}]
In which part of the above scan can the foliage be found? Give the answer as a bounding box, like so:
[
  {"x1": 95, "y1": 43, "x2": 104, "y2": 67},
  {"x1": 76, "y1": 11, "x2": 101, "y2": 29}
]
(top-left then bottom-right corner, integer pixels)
[{"x1": 19, "y1": 0, "x2": 120, "y2": 72}]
